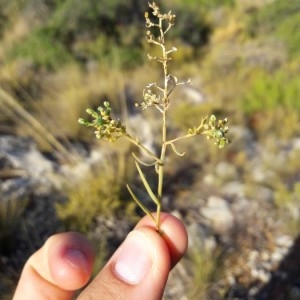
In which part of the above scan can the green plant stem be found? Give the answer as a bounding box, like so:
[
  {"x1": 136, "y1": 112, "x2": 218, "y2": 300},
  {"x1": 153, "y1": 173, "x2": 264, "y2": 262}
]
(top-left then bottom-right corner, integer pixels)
[
  {"x1": 123, "y1": 133, "x2": 161, "y2": 163},
  {"x1": 166, "y1": 118, "x2": 207, "y2": 145},
  {"x1": 156, "y1": 111, "x2": 166, "y2": 231},
  {"x1": 155, "y1": 16, "x2": 170, "y2": 231},
  {"x1": 166, "y1": 133, "x2": 194, "y2": 145}
]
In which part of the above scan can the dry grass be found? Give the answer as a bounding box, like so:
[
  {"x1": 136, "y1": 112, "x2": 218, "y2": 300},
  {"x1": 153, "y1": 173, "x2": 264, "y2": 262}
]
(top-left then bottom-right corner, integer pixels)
[
  {"x1": 187, "y1": 248, "x2": 226, "y2": 299},
  {"x1": 0, "y1": 87, "x2": 78, "y2": 163}
]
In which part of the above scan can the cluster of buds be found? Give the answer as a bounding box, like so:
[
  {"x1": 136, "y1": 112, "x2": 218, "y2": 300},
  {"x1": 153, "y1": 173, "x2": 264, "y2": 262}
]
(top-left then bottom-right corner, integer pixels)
[
  {"x1": 135, "y1": 86, "x2": 161, "y2": 110},
  {"x1": 188, "y1": 115, "x2": 230, "y2": 149},
  {"x1": 78, "y1": 101, "x2": 126, "y2": 142},
  {"x1": 145, "y1": 1, "x2": 176, "y2": 49},
  {"x1": 145, "y1": 2, "x2": 176, "y2": 29},
  {"x1": 202, "y1": 115, "x2": 230, "y2": 149}
]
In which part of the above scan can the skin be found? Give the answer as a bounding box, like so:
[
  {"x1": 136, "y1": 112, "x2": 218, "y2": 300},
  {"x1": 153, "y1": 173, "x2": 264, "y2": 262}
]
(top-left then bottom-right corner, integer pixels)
[{"x1": 13, "y1": 213, "x2": 188, "y2": 300}]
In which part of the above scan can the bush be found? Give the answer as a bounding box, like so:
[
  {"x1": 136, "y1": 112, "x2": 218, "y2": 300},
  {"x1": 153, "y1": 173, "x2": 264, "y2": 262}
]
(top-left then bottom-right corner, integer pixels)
[
  {"x1": 247, "y1": 0, "x2": 300, "y2": 57},
  {"x1": 242, "y1": 70, "x2": 300, "y2": 114},
  {"x1": 241, "y1": 69, "x2": 300, "y2": 139},
  {"x1": 73, "y1": 33, "x2": 144, "y2": 69},
  {"x1": 49, "y1": 0, "x2": 146, "y2": 37},
  {"x1": 166, "y1": 0, "x2": 235, "y2": 50},
  {"x1": 170, "y1": 0, "x2": 234, "y2": 9},
  {"x1": 3, "y1": 0, "x2": 234, "y2": 70},
  {"x1": 7, "y1": 27, "x2": 72, "y2": 69},
  {"x1": 275, "y1": 13, "x2": 300, "y2": 57}
]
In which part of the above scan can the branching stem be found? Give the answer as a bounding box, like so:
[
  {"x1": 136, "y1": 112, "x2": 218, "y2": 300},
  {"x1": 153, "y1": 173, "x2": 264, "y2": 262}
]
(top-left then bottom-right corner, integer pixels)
[
  {"x1": 79, "y1": 2, "x2": 230, "y2": 232},
  {"x1": 123, "y1": 133, "x2": 161, "y2": 164}
]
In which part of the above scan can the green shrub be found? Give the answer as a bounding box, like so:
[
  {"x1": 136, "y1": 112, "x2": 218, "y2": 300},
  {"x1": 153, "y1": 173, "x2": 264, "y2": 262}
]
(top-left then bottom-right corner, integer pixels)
[
  {"x1": 170, "y1": 0, "x2": 234, "y2": 9},
  {"x1": 275, "y1": 13, "x2": 300, "y2": 57},
  {"x1": 241, "y1": 69, "x2": 300, "y2": 139},
  {"x1": 247, "y1": 0, "x2": 300, "y2": 57},
  {"x1": 166, "y1": 0, "x2": 235, "y2": 50},
  {"x1": 49, "y1": 0, "x2": 146, "y2": 36},
  {"x1": 248, "y1": 0, "x2": 300, "y2": 33},
  {"x1": 7, "y1": 27, "x2": 72, "y2": 69},
  {"x1": 74, "y1": 33, "x2": 144, "y2": 69},
  {"x1": 242, "y1": 70, "x2": 300, "y2": 114},
  {"x1": 2, "y1": 0, "x2": 231, "y2": 70}
]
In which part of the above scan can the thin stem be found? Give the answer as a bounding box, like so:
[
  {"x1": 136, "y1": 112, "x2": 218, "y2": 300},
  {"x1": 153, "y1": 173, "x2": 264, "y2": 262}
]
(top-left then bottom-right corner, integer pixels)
[
  {"x1": 124, "y1": 133, "x2": 161, "y2": 164},
  {"x1": 166, "y1": 133, "x2": 193, "y2": 145},
  {"x1": 132, "y1": 152, "x2": 157, "y2": 167},
  {"x1": 170, "y1": 142, "x2": 185, "y2": 156},
  {"x1": 166, "y1": 118, "x2": 207, "y2": 145},
  {"x1": 156, "y1": 112, "x2": 166, "y2": 230},
  {"x1": 155, "y1": 15, "x2": 170, "y2": 231}
]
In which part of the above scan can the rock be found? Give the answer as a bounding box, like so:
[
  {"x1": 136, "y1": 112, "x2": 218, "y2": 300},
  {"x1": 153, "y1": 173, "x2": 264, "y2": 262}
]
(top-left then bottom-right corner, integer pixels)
[
  {"x1": 275, "y1": 235, "x2": 293, "y2": 248},
  {"x1": 0, "y1": 178, "x2": 31, "y2": 203},
  {"x1": 203, "y1": 173, "x2": 217, "y2": 186},
  {"x1": 222, "y1": 181, "x2": 245, "y2": 198},
  {"x1": 60, "y1": 148, "x2": 104, "y2": 184},
  {"x1": 178, "y1": 85, "x2": 206, "y2": 104},
  {"x1": 0, "y1": 153, "x2": 17, "y2": 169},
  {"x1": 0, "y1": 135, "x2": 59, "y2": 199},
  {"x1": 0, "y1": 153, "x2": 26, "y2": 179},
  {"x1": 215, "y1": 161, "x2": 239, "y2": 182},
  {"x1": 293, "y1": 138, "x2": 300, "y2": 150},
  {"x1": 251, "y1": 164, "x2": 276, "y2": 185},
  {"x1": 228, "y1": 126, "x2": 256, "y2": 155},
  {"x1": 0, "y1": 135, "x2": 54, "y2": 181},
  {"x1": 187, "y1": 222, "x2": 216, "y2": 252},
  {"x1": 127, "y1": 114, "x2": 155, "y2": 158},
  {"x1": 201, "y1": 195, "x2": 234, "y2": 235}
]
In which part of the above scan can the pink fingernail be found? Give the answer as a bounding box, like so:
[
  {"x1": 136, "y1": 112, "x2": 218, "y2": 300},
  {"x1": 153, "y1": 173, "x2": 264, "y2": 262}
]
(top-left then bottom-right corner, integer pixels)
[
  {"x1": 114, "y1": 231, "x2": 153, "y2": 285},
  {"x1": 64, "y1": 249, "x2": 89, "y2": 272}
]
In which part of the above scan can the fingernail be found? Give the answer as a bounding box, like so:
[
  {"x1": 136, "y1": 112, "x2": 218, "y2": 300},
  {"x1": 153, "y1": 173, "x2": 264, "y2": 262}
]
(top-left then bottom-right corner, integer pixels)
[
  {"x1": 64, "y1": 249, "x2": 89, "y2": 273},
  {"x1": 114, "y1": 231, "x2": 153, "y2": 285}
]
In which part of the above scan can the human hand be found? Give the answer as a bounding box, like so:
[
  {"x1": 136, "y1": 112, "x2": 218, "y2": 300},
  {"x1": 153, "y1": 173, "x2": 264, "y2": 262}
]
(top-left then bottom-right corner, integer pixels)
[{"x1": 13, "y1": 213, "x2": 188, "y2": 300}]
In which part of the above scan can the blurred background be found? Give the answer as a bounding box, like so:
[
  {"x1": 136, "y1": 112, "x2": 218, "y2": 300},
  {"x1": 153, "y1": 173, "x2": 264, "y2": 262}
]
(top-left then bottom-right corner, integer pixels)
[{"x1": 0, "y1": 0, "x2": 300, "y2": 299}]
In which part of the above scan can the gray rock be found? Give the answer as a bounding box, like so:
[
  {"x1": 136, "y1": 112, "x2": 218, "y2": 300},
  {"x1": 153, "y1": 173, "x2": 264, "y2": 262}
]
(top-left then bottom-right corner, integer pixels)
[
  {"x1": 187, "y1": 222, "x2": 216, "y2": 252},
  {"x1": 201, "y1": 196, "x2": 234, "y2": 235},
  {"x1": 229, "y1": 126, "x2": 256, "y2": 155},
  {"x1": 0, "y1": 135, "x2": 54, "y2": 181},
  {"x1": 215, "y1": 161, "x2": 239, "y2": 181},
  {"x1": 222, "y1": 181, "x2": 245, "y2": 198}
]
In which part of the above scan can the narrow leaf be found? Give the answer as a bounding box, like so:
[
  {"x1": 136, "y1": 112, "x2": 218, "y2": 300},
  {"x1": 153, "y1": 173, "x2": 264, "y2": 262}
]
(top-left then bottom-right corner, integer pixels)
[
  {"x1": 126, "y1": 184, "x2": 156, "y2": 223},
  {"x1": 132, "y1": 152, "x2": 157, "y2": 167},
  {"x1": 135, "y1": 161, "x2": 160, "y2": 206},
  {"x1": 170, "y1": 142, "x2": 185, "y2": 156}
]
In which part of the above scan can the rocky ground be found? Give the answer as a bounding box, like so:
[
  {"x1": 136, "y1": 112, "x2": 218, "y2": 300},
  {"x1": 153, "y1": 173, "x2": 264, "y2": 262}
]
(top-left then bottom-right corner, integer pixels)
[{"x1": 0, "y1": 129, "x2": 300, "y2": 299}]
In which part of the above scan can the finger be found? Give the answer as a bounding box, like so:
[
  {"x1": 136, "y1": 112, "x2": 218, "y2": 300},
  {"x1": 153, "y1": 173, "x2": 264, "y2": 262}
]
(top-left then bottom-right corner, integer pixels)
[
  {"x1": 78, "y1": 213, "x2": 188, "y2": 300},
  {"x1": 136, "y1": 212, "x2": 188, "y2": 267},
  {"x1": 13, "y1": 232, "x2": 95, "y2": 300}
]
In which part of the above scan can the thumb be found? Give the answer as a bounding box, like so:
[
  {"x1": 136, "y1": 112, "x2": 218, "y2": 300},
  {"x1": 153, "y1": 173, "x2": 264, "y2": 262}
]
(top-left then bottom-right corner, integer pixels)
[{"x1": 78, "y1": 213, "x2": 188, "y2": 300}]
